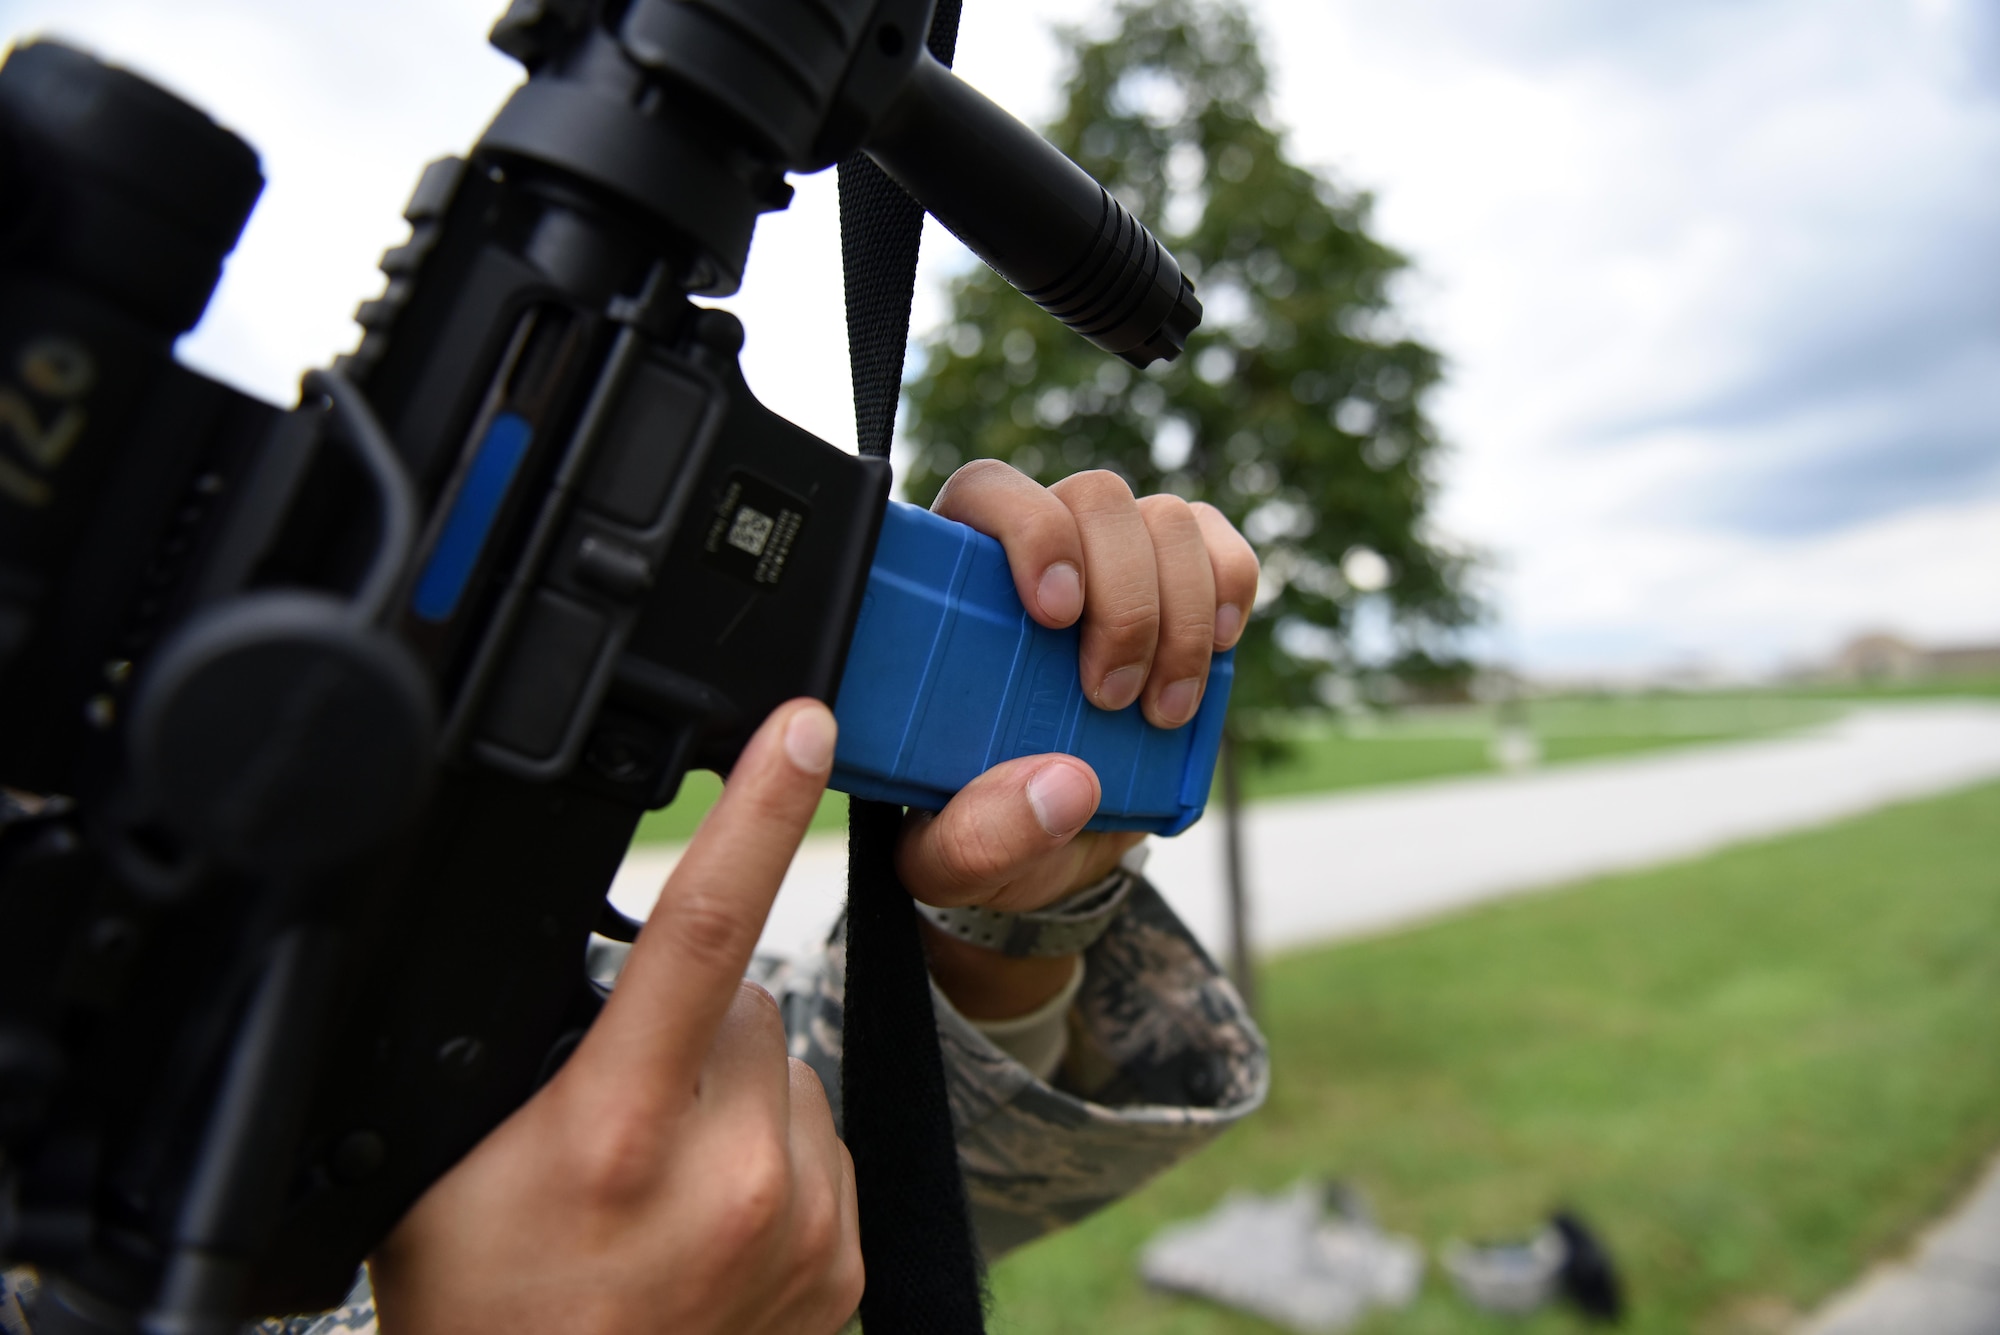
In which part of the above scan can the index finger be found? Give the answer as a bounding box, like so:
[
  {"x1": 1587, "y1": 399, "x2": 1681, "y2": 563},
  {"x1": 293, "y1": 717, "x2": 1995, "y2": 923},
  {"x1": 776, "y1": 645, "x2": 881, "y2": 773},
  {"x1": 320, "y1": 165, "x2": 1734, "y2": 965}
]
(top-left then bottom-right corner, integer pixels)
[
  {"x1": 577, "y1": 699, "x2": 837, "y2": 1096},
  {"x1": 932, "y1": 460, "x2": 1088, "y2": 629}
]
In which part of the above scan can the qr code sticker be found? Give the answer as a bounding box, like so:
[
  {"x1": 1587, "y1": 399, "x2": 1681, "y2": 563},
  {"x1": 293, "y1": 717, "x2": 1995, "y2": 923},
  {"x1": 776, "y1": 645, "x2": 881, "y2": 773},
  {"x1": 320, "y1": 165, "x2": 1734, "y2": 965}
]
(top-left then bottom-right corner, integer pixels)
[{"x1": 726, "y1": 505, "x2": 775, "y2": 556}]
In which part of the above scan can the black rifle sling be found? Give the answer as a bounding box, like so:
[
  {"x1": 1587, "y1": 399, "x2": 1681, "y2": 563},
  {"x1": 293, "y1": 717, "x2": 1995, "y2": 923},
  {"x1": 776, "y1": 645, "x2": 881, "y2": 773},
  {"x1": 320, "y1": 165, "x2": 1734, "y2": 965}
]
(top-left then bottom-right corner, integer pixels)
[{"x1": 837, "y1": 2, "x2": 986, "y2": 1331}]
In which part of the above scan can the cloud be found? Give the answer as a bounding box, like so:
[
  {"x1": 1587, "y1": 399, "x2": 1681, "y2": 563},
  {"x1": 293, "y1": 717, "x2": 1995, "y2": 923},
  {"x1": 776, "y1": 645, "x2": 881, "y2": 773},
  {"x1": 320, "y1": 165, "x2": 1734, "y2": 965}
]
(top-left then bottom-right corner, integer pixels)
[
  {"x1": 1569, "y1": 116, "x2": 2000, "y2": 535},
  {"x1": 1674, "y1": 335, "x2": 2000, "y2": 535},
  {"x1": 8, "y1": 0, "x2": 1996, "y2": 675},
  {"x1": 1321, "y1": 0, "x2": 1770, "y2": 81},
  {"x1": 1252, "y1": 0, "x2": 2000, "y2": 667},
  {"x1": 1507, "y1": 491, "x2": 2000, "y2": 672}
]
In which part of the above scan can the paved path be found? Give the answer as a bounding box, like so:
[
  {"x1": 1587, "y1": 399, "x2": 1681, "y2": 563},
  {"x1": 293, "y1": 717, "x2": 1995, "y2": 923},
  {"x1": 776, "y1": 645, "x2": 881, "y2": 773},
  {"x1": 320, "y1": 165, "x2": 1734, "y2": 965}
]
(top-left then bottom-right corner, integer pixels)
[
  {"x1": 1149, "y1": 700, "x2": 2000, "y2": 955},
  {"x1": 1803, "y1": 1153, "x2": 2000, "y2": 1334},
  {"x1": 610, "y1": 701, "x2": 2000, "y2": 961}
]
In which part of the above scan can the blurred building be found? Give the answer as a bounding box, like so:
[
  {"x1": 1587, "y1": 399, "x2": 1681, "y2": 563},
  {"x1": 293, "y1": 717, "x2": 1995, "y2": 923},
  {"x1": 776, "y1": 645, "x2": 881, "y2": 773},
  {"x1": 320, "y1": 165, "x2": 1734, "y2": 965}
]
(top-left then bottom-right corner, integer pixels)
[{"x1": 1830, "y1": 633, "x2": 2000, "y2": 683}]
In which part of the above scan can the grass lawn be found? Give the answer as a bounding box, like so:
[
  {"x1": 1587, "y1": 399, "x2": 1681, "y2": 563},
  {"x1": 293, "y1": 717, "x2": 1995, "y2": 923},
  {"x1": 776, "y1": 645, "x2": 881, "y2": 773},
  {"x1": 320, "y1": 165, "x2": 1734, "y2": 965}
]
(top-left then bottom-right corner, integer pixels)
[
  {"x1": 1764, "y1": 674, "x2": 2000, "y2": 701},
  {"x1": 632, "y1": 771, "x2": 852, "y2": 843},
  {"x1": 631, "y1": 695, "x2": 1850, "y2": 843},
  {"x1": 984, "y1": 779, "x2": 2000, "y2": 1334},
  {"x1": 1197, "y1": 694, "x2": 1843, "y2": 804}
]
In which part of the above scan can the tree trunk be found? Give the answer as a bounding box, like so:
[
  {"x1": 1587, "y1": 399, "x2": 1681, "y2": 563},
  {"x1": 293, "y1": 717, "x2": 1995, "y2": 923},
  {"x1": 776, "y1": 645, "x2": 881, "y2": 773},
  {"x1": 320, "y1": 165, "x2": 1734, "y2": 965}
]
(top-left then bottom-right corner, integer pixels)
[{"x1": 1219, "y1": 722, "x2": 1255, "y2": 1015}]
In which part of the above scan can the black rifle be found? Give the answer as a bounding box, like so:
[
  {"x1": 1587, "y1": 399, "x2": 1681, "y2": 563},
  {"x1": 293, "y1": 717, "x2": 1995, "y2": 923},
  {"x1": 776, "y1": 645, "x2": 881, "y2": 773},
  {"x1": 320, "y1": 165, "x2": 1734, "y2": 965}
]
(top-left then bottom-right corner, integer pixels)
[{"x1": 0, "y1": 2, "x2": 1200, "y2": 1330}]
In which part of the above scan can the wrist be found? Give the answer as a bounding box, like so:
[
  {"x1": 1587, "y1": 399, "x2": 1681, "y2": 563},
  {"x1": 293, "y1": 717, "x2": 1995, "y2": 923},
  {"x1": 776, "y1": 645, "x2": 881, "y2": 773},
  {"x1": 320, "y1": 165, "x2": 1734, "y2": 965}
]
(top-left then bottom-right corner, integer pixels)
[
  {"x1": 914, "y1": 843, "x2": 1144, "y2": 1019},
  {"x1": 920, "y1": 920, "x2": 1080, "y2": 1020}
]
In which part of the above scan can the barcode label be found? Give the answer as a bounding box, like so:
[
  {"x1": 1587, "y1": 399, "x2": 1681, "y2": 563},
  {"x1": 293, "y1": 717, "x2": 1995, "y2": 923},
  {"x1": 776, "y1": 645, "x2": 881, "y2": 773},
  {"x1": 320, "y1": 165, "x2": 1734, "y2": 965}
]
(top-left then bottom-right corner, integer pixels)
[{"x1": 726, "y1": 505, "x2": 775, "y2": 556}]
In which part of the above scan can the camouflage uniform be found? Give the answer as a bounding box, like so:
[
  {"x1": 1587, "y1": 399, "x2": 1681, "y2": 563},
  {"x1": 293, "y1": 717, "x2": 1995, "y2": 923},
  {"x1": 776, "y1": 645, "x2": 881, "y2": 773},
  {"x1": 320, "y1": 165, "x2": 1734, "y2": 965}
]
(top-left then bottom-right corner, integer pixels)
[
  {"x1": 762, "y1": 877, "x2": 1268, "y2": 1258},
  {"x1": 0, "y1": 1270, "x2": 32, "y2": 1335},
  {"x1": 6, "y1": 876, "x2": 1266, "y2": 1334}
]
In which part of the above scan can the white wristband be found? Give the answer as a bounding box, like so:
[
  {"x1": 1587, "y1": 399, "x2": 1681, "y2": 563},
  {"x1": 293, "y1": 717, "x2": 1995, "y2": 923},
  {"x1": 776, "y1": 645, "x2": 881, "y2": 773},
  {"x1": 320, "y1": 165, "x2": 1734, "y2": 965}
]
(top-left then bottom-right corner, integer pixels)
[{"x1": 965, "y1": 956, "x2": 1085, "y2": 1081}]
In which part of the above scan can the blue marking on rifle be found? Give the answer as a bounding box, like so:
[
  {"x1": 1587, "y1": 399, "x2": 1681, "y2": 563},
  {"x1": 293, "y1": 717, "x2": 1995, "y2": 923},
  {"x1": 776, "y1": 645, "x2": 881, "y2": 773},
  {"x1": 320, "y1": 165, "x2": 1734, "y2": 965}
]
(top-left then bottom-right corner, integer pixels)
[{"x1": 412, "y1": 411, "x2": 533, "y2": 622}]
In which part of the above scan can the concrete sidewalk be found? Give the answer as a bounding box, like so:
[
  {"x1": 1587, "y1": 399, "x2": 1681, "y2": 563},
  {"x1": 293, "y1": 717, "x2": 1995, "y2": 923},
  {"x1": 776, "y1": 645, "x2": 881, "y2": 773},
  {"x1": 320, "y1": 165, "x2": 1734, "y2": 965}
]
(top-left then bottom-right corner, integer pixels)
[
  {"x1": 610, "y1": 700, "x2": 2000, "y2": 961},
  {"x1": 1147, "y1": 700, "x2": 2000, "y2": 956},
  {"x1": 1804, "y1": 1154, "x2": 2000, "y2": 1334}
]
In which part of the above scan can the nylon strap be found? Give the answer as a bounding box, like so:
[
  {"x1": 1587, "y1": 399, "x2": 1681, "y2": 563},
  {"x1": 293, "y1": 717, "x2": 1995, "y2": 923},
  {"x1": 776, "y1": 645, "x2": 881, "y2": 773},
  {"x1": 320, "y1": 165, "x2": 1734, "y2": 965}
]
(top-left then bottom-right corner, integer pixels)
[{"x1": 837, "y1": 2, "x2": 986, "y2": 1331}]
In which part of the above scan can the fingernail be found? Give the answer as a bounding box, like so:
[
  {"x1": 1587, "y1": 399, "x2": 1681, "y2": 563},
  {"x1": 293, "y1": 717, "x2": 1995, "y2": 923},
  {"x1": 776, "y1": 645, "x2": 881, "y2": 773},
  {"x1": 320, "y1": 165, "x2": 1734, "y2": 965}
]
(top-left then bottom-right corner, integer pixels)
[
  {"x1": 1214, "y1": 604, "x2": 1242, "y2": 646},
  {"x1": 1027, "y1": 761, "x2": 1096, "y2": 837},
  {"x1": 783, "y1": 705, "x2": 837, "y2": 774},
  {"x1": 1098, "y1": 664, "x2": 1145, "y2": 710},
  {"x1": 1037, "y1": 562, "x2": 1083, "y2": 624},
  {"x1": 1158, "y1": 677, "x2": 1203, "y2": 725}
]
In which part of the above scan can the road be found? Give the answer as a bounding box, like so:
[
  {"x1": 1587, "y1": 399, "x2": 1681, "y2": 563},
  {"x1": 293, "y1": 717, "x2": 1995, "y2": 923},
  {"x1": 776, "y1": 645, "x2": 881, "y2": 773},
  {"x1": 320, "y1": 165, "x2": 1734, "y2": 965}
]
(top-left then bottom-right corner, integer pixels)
[{"x1": 609, "y1": 701, "x2": 2000, "y2": 961}]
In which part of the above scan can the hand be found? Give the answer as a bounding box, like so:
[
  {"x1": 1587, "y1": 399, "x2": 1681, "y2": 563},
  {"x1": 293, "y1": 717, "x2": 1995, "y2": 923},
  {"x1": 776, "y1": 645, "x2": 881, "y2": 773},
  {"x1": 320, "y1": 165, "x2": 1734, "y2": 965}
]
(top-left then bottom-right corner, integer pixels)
[
  {"x1": 370, "y1": 701, "x2": 862, "y2": 1335},
  {"x1": 931, "y1": 461, "x2": 1258, "y2": 727},
  {"x1": 898, "y1": 463, "x2": 1258, "y2": 1018}
]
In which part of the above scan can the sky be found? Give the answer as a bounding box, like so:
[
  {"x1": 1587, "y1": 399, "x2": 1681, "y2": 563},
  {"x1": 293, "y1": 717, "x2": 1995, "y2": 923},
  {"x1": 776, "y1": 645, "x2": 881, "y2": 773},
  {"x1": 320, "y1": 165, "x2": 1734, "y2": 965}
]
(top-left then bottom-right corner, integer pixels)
[{"x1": 5, "y1": 0, "x2": 1995, "y2": 678}]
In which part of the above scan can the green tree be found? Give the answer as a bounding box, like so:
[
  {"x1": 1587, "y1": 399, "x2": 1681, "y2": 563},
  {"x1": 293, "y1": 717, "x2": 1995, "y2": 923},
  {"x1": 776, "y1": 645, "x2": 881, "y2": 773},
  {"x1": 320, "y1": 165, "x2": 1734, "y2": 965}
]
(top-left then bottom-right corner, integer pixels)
[
  {"x1": 903, "y1": 0, "x2": 1479, "y2": 1002},
  {"x1": 902, "y1": 0, "x2": 1478, "y2": 724}
]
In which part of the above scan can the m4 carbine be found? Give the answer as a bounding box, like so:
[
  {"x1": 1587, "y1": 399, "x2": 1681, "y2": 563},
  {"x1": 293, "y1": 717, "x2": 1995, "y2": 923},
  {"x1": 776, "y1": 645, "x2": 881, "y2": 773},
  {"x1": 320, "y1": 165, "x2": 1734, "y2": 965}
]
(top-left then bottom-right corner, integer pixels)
[{"x1": 0, "y1": 2, "x2": 1210, "y2": 1329}]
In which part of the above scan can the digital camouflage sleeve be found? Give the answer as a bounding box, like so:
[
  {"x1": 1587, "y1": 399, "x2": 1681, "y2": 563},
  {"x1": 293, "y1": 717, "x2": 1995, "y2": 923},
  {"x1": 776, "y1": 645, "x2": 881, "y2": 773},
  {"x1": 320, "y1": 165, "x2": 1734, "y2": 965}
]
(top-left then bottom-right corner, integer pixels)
[
  {"x1": 3, "y1": 876, "x2": 1267, "y2": 1335},
  {"x1": 762, "y1": 876, "x2": 1269, "y2": 1260}
]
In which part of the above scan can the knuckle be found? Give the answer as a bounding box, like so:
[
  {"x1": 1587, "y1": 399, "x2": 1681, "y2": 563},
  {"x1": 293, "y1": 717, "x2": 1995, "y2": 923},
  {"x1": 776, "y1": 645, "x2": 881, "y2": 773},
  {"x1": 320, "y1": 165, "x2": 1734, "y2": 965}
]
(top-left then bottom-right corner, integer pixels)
[
  {"x1": 729, "y1": 772, "x2": 809, "y2": 830},
  {"x1": 1060, "y1": 468, "x2": 1135, "y2": 509},
  {"x1": 791, "y1": 1175, "x2": 841, "y2": 1267},
  {"x1": 568, "y1": 1104, "x2": 665, "y2": 1208},
  {"x1": 1094, "y1": 593, "x2": 1161, "y2": 642},
  {"x1": 936, "y1": 458, "x2": 1018, "y2": 507},
  {"x1": 940, "y1": 815, "x2": 1030, "y2": 887},
  {"x1": 1137, "y1": 492, "x2": 1196, "y2": 529},
  {"x1": 788, "y1": 1058, "x2": 835, "y2": 1122},
  {"x1": 1022, "y1": 504, "x2": 1078, "y2": 554},
  {"x1": 1192, "y1": 505, "x2": 1260, "y2": 586},
  {"x1": 827, "y1": 1242, "x2": 866, "y2": 1318},
  {"x1": 663, "y1": 892, "x2": 752, "y2": 975},
  {"x1": 734, "y1": 978, "x2": 784, "y2": 1030},
  {"x1": 712, "y1": 1138, "x2": 793, "y2": 1253},
  {"x1": 788, "y1": 1052, "x2": 823, "y2": 1089},
  {"x1": 956, "y1": 457, "x2": 1018, "y2": 485},
  {"x1": 1188, "y1": 499, "x2": 1231, "y2": 529},
  {"x1": 1163, "y1": 606, "x2": 1219, "y2": 652},
  {"x1": 1227, "y1": 556, "x2": 1263, "y2": 604},
  {"x1": 1223, "y1": 527, "x2": 1261, "y2": 569},
  {"x1": 739, "y1": 975, "x2": 781, "y2": 1010}
]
